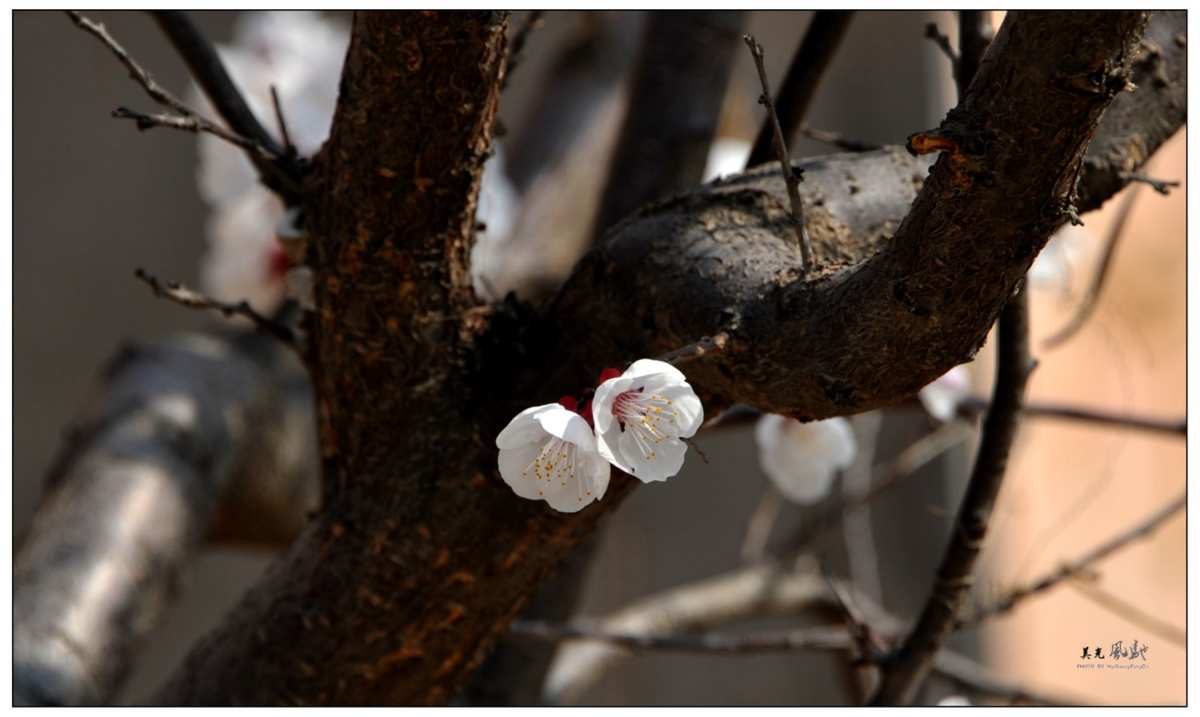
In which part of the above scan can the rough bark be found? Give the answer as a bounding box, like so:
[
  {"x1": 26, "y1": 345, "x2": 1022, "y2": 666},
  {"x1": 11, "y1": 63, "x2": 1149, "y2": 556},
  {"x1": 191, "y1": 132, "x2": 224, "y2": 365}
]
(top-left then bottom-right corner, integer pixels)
[
  {"x1": 150, "y1": 10, "x2": 1167, "y2": 706},
  {"x1": 13, "y1": 330, "x2": 309, "y2": 705},
  {"x1": 1077, "y1": 10, "x2": 1186, "y2": 211},
  {"x1": 548, "y1": 11, "x2": 1151, "y2": 420}
]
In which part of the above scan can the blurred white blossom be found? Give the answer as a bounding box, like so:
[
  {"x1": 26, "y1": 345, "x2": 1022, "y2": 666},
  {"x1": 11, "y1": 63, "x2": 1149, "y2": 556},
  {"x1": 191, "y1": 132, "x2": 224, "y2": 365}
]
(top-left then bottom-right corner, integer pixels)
[
  {"x1": 193, "y1": 11, "x2": 517, "y2": 313},
  {"x1": 702, "y1": 137, "x2": 751, "y2": 182},
  {"x1": 918, "y1": 365, "x2": 971, "y2": 423},
  {"x1": 754, "y1": 415, "x2": 857, "y2": 504},
  {"x1": 1028, "y1": 223, "x2": 1088, "y2": 296}
]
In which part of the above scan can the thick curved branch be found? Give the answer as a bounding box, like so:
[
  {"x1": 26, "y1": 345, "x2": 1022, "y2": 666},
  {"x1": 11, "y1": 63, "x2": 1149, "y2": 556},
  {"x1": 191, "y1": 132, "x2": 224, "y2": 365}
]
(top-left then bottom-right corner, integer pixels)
[
  {"x1": 548, "y1": 11, "x2": 1157, "y2": 422},
  {"x1": 13, "y1": 330, "x2": 311, "y2": 705}
]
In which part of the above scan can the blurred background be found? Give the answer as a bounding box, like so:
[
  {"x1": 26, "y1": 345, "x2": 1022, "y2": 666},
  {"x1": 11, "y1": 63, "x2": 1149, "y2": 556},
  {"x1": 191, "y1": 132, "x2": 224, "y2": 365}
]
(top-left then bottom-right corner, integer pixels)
[{"x1": 13, "y1": 10, "x2": 1185, "y2": 705}]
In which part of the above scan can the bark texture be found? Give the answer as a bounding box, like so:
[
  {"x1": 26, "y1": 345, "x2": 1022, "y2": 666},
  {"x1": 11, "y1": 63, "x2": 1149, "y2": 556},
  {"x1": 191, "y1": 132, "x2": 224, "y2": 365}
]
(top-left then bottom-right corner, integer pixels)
[
  {"x1": 142, "y1": 9, "x2": 1172, "y2": 706},
  {"x1": 1077, "y1": 10, "x2": 1186, "y2": 211}
]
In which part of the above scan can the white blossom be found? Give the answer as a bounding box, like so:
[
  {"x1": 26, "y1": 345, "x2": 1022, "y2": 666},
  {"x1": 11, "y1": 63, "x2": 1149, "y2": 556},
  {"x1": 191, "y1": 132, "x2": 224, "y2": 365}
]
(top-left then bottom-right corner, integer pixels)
[
  {"x1": 191, "y1": 11, "x2": 348, "y2": 313},
  {"x1": 938, "y1": 695, "x2": 972, "y2": 706},
  {"x1": 1028, "y1": 223, "x2": 1088, "y2": 295},
  {"x1": 754, "y1": 415, "x2": 857, "y2": 504},
  {"x1": 496, "y1": 403, "x2": 611, "y2": 513},
  {"x1": 591, "y1": 360, "x2": 704, "y2": 482},
  {"x1": 702, "y1": 137, "x2": 751, "y2": 182},
  {"x1": 469, "y1": 146, "x2": 522, "y2": 301},
  {"x1": 918, "y1": 365, "x2": 971, "y2": 423}
]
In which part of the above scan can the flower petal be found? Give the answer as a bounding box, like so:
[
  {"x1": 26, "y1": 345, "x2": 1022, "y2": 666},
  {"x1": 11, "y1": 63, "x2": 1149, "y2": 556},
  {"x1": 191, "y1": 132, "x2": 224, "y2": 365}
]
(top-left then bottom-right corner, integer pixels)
[
  {"x1": 615, "y1": 431, "x2": 688, "y2": 483},
  {"x1": 497, "y1": 442, "x2": 547, "y2": 500},
  {"x1": 534, "y1": 406, "x2": 597, "y2": 450},
  {"x1": 591, "y1": 374, "x2": 635, "y2": 436},
  {"x1": 655, "y1": 383, "x2": 704, "y2": 438},
  {"x1": 496, "y1": 404, "x2": 559, "y2": 449}
]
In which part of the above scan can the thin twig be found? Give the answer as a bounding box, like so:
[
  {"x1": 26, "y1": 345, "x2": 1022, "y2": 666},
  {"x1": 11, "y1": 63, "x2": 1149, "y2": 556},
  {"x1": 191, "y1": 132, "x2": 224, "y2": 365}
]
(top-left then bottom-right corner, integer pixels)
[
  {"x1": 707, "y1": 398, "x2": 1184, "y2": 438},
  {"x1": 151, "y1": 10, "x2": 304, "y2": 199},
  {"x1": 743, "y1": 34, "x2": 813, "y2": 269},
  {"x1": 957, "y1": 492, "x2": 1185, "y2": 626},
  {"x1": 871, "y1": 271, "x2": 1028, "y2": 705},
  {"x1": 959, "y1": 394, "x2": 1185, "y2": 437},
  {"x1": 1066, "y1": 578, "x2": 1187, "y2": 647},
  {"x1": 657, "y1": 331, "x2": 730, "y2": 366},
  {"x1": 522, "y1": 574, "x2": 1076, "y2": 705},
  {"x1": 746, "y1": 11, "x2": 855, "y2": 166},
  {"x1": 503, "y1": 10, "x2": 545, "y2": 90},
  {"x1": 740, "y1": 486, "x2": 783, "y2": 563},
  {"x1": 1119, "y1": 171, "x2": 1180, "y2": 196},
  {"x1": 1042, "y1": 186, "x2": 1142, "y2": 350},
  {"x1": 134, "y1": 269, "x2": 296, "y2": 347},
  {"x1": 65, "y1": 11, "x2": 300, "y2": 199},
  {"x1": 111, "y1": 107, "x2": 262, "y2": 154},
  {"x1": 773, "y1": 420, "x2": 972, "y2": 559},
  {"x1": 797, "y1": 125, "x2": 881, "y2": 153},
  {"x1": 270, "y1": 85, "x2": 295, "y2": 157},
  {"x1": 924, "y1": 22, "x2": 959, "y2": 65}
]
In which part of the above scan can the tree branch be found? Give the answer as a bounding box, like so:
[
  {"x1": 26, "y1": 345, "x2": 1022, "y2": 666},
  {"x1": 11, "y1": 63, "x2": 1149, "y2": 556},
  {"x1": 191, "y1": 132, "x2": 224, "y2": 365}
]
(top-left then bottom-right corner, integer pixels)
[
  {"x1": 66, "y1": 11, "x2": 302, "y2": 200},
  {"x1": 133, "y1": 268, "x2": 298, "y2": 349},
  {"x1": 957, "y1": 492, "x2": 1185, "y2": 627},
  {"x1": 13, "y1": 330, "x2": 311, "y2": 705},
  {"x1": 1077, "y1": 11, "x2": 1186, "y2": 211},
  {"x1": 532, "y1": 563, "x2": 1078, "y2": 705},
  {"x1": 746, "y1": 11, "x2": 855, "y2": 167},
  {"x1": 590, "y1": 11, "x2": 745, "y2": 238},
  {"x1": 549, "y1": 11, "x2": 1157, "y2": 422},
  {"x1": 958, "y1": 395, "x2": 1186, "y2": 437},
  {"x1": 870, "y1": 280, "x2": 1030, "y2": 704},
  {"x1": 1042, "y1": 185, "x2": 1141, "y2": 349},
  {"x1": 133, "y1": 10, "x2": 1171, "y2": 707},
  {"x1": 157, "y1": 12, "x2": 514, "y2": 705},
  {"x1": 743, "y1": 33, "x2": 813, "y2": 268}
]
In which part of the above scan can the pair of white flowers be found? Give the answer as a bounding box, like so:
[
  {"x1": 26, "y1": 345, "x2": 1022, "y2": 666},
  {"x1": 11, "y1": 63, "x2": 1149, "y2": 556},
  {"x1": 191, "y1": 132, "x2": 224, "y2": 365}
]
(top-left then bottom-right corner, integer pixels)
[
  {"x1": 496, "y1": 359, "x2": 704, "y2": 513},
  {"x1": 753, "y1": 366, "x2": 970, "y2": 505}
]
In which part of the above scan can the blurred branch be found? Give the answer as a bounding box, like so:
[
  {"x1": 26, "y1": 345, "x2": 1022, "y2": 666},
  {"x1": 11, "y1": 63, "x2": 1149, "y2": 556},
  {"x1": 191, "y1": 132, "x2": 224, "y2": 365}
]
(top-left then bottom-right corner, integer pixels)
[
  {"x1": 502, "y1": 10, "x2": 544, "y2": 90},
  {"x1": 796, "y1": 124, "x2": 881, "y2": 153},
  {"x1": 505, "y1": 13, "x2": 644, "y2": 192},
  {"x1": 519, "y1": 620, "x2": 850, "y2": 654},
  {"x1": 134, "y1": 268, "x2": 298, "y2": 350},
  {"x1": 1119, "y1": 171, "x2": 1180, "y2": 196},
  {"x1": 746, "y1": 11, "x2": 855, "y2": 167},
  {"x1": 743, "y1": 33, "x2": 813, "y2": 267},
  {"x1": 14, "y1": 330, "x2": 313, "y2": 705},
  {"x1": 958, "y1": 396, "x2": 1186, "y2": 437},
  {"x1": 957, "y1": 492, "x2": 1185, "y2": 627},
  {"x1": 529, "y1": 563, "x2": 1076, "y2": 706},
  {"x1": 956, "y1": 11, "x2": 993, "y2": 93},
  {"x1": 151, "y1": 11, "x2": 304, "y2": 200},
  {"x1": 923, "y1": 22, "x2": 958, "y2": 65},
  {"x1": 1066, "y1": 578, "x2": 1187, "y2": 647},
  {"x1": 591, "y1": 11, "x2": 745, "y2": 238},
  {"x1": 1042, "y1": 186, "x2": 1141, "y2": 350}
]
